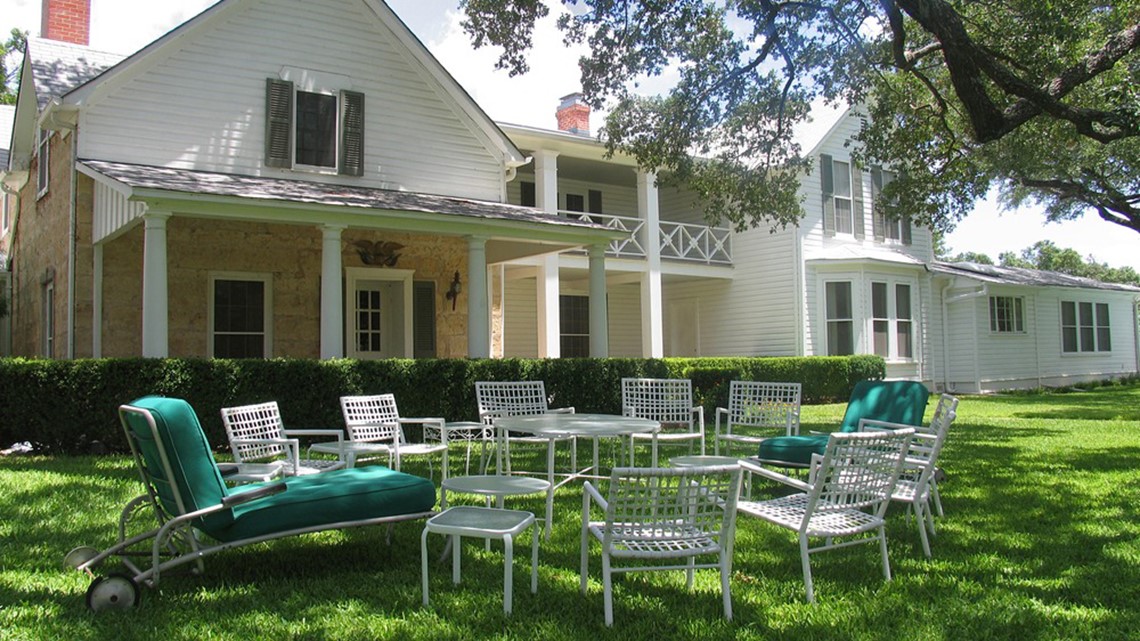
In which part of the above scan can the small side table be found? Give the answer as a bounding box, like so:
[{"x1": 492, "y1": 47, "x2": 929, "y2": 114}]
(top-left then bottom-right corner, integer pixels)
[
  {"x1": 441, "y1": 475, "x2": 553, "y2": 539},
  {"x1": 421, "y1": 506, "x2": 539, "y2": 615}
]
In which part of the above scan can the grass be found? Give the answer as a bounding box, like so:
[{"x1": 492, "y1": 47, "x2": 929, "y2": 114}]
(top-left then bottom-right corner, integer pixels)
[{"x1": 3, "y1": 385, "x2": 1140, "y2": 640}]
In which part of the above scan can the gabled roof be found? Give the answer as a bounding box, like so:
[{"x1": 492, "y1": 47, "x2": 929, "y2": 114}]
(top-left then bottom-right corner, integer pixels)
[
  {"x1": 0, "y1": 105, "x2": 15, "y2": 170},
  {"x1": 930, "y1": 261, "x2": 1140, "y2": 293},
  {"x1": 25, "y1": 37, "x2": 125, "y2": 110}
]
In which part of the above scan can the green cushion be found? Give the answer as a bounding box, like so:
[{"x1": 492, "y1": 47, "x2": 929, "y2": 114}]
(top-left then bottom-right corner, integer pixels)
[
  {"x1": 214, "y1": 467, "x2": 436, "y2": 542},
  {"x1": 838, "y1": 380, "x2": 930, "y2": 432},
  {"x1": 757, "y1": 434, "x2": 828, "y2": 467}
]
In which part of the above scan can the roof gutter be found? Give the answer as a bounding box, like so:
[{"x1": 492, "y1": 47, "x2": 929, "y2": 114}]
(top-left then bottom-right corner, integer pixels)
[{"x1": 38, "y1": 98, "x2": 80, "y2": 135}]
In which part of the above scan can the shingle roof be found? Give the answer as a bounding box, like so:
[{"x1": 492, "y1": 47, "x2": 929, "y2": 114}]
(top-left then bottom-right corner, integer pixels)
[
  {"x1": 930, "y1": 261, "x2": 1140, "y2": 293},
  {"x1": 79, "y1": 159, "x2": 610, "y2": 231},
  {"x1": 0, "y1": 105, "x2": 15, "y2": 170},
  {"x1": 27, "y1": 37, "x2": 126, "y2": 110}
]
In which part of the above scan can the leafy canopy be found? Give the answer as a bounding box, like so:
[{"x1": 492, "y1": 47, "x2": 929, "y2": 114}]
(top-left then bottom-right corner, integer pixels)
[
  {"x1": 0, "y1": 29, "x2": 27, "y2": 106},
  {"x1": 945, "y1": 240, "x2": 1140, "y2": 286},
  {"x1": 460, "y1": 1, "x2": 1140, "y2": 235}
]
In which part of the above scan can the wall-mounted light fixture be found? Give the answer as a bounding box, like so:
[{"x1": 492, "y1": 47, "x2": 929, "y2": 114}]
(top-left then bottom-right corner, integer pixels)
[{"x1": 445, "y1": 271, "x2": 462, "y2": 310}]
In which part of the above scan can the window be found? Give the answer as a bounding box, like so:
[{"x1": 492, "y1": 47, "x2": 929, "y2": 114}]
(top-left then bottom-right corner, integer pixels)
[
  {"x1": 2, "y1": 192, "x2": 9, "y2": 232},
  {"x1": 37, "y1": 129, "x2": 51, "y2": 198},
  {"x1": 520, "y1": 181, "x2": 535, "y2": 207},
  {"x1": 825, "y1": 281, "x2": 854, "y2": 355},
  {"x1": 43, "y1": 282, "x2": 54, "y2": 358},
  {"x1": 871, "y1": 167, "x2": 911, "y2": 244},
  {"x1": 210, "y1": 275, "x2": 271, "y2": 358},
  {"x1": 1061, "y1": 301, "x2": 1111, "y2": 353},
  {"x1": 264, "y1": 78, "x2": 364, "y2": 176},
  {"x1": 989, "y1": 296, "x2": 1025, "y2": 333},
  {"x1": 821, "y1": 155, "x2": 865, "y2": 238},
  {"x1": 871, "y1": 282, "x2": 914, "y2": 359},
  {"x1": 565, "y1": 193, "x2": 584, "y2": 213},
  {"x1": 588, "y1": 189, "x2": 603, "y2": 214},
  {"x1": 560, "y1": 295, "x2": 590, "y2": 357}
]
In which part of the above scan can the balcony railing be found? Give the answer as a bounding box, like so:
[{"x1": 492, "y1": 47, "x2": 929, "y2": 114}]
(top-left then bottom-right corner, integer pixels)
[{"x1": 562, "y1": 211, "x2": 733, "y2": 265}]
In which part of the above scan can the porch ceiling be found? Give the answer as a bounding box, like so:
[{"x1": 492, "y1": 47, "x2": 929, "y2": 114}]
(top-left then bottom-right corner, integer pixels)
[{"x1": 79, "y1": 159, "x2": 626, "y2": 257}]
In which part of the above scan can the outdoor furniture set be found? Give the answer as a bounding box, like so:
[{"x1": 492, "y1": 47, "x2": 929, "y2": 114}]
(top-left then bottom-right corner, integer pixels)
[{"x1": 68, "y1": 378, "x2": 957, "y2": 623}]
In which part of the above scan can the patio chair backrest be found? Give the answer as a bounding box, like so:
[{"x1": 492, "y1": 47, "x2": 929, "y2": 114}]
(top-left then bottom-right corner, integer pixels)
[
  {"x1": 119, "y1": 396, "x2": 234, "y2": 533},
  {"x1": 622, "y1": 378, "x2": 696, "y2": 428},
  {"x1": 220, "y1": 401, "x2": 288, "y2": 464},
  {"x1": 901, "y1": 394, "x2": 958, "y2": 492},
  {"x1": 476, "y1": 381, "x2": 551, "y2": 424},
  {"x1": 340, "y1": 394, "x2": 402, "y2": 443},
  {"x1": 725, "y1": 381, "x2": 802, "y2": 434},
  {"x1": 602, "y1": 465, "x2": 741, "y2": 555},
  {"x1": 808, "y1": 429, "x2": 914, "y2": 521},
  {"x1": 839, "y1": 380, "x2": 930, "y2": 433}
]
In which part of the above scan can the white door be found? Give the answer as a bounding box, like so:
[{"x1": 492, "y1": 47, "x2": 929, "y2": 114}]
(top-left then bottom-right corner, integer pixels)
[
  {"x1": 667, "y1": 300, "x2": 700, "y2": 357},
  {"x1": 345, "y1": 267, "x2": 414, "y2": 359}
]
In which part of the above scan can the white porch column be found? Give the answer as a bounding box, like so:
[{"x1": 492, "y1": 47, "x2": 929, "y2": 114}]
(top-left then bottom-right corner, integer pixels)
[
  {"x1": 141, "y1": 212, "x2": 170, "y2": 358},
  {"x1": 534, "y1": 149, "x2": 561, "y2": 357},
  {"x1": 588, "y1": 243, "x2": 609, "y2": 357},
  {"x1": 638, "y1": 170, "x2": 664, "y2": 357},
  {"x1": 468, "y1": 235, "x2": 490, "y2": 358},
  {"x1": 92, "y1": 243, "x2": 103, "y2": 358},
  {"x1": 320, "y1": 225, "x2": 345, "y2": 359}
]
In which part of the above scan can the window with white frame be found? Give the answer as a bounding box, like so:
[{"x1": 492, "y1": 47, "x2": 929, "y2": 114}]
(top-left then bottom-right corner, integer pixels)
[
  {"x1": 264, "y1": 76, "x2": 364, "y2": 176},
  {"x1": 560, "y1": 295, "x2": 590, "y2": 357},
  {"x1": 2, "y1": 192, "x2": 9, "y2": 232},
  {"x1": 825, "y1": 281, "x2": 854, "y2": 355},
  {"x1": 871, "y1": 281, "x2": 914, "y2": 360},
  {"x1": 37, "y1": 129, "x2": 51, "y2": 198},
  {"x1": 831, "y1": 160, "x2": 853, "y2": 235},
  {"x1": 872, "y1": 168, "x2": 910, "y2": 243},
  {"x1": 209, "y1": 274, "x2": 272, "y2": 358},
  {"x1": 43, "y1": 281, "x2": 54, "y2": 358},
  {"x1": 989, "y1": 296, "x2": 1025, "y2": 333},
  {"x1": 1061, "y1": 300, "x2": 1111, "y2": 353}
]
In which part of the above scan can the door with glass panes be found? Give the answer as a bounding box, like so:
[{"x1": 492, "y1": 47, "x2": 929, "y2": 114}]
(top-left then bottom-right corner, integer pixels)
[{"x1": 345, "y1": 267, "x2": 413, "y2": 359}]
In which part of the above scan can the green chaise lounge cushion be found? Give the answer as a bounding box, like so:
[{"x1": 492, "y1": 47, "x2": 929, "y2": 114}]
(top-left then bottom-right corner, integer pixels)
[
  {"x1": 124, "y1": 396, "x2": 436, "y2": 544},
  {"x1": 756, "y1": 380, "x2": 930, "y2": 467}
]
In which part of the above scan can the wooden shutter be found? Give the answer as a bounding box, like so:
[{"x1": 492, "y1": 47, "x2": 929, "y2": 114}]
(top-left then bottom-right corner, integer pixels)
[
  {"x1": 264, "y1": 78, "x2": 294, "y2": 168},
  {"x1": 871, "y1": 166, "x2": 885, "y2": 241},
  {"x1": 412, "y1": 281, "x2": 436, "y2": 358},
  {"x1": 588, "y1": 189, "x2": 603, "y2": 214},
  {"x1": 340, "y1": 90, "x2": 365, "y2": 177},
  {"x1": 820, "y1": 154, "x2": 835, "y2": 235},
  {"x1": 851, "y1": 165, "x2": 865, "y2": 239}
]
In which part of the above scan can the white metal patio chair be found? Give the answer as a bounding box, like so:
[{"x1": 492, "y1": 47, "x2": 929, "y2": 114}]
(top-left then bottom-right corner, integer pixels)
[
  {"x1": 308, "y1": 394, "x2": 449, "y2": 480},
  {"x1": 476, "y1": 380, "x2": 575, "y2": 475},
  {"x1": 859, "y1": 393, "x2": 958, "y2": 557},
  {"x1": 581, "y1": 465, "x2": 742, "y2": 626},
  {"x1": 220, "y1": 401, "x2": 346, "y2": 477},
  {"x1": 622, "y1": 377, "x2": 705, "y2": 466},
  {"x1": 714, "y1": 381, "x2": 802, "y2": 456},
  {"x1": 738, "y1": 429, "x2": 914, "y2": 602}
]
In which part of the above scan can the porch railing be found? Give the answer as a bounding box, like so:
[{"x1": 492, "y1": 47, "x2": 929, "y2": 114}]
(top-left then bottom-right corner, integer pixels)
[{"x1": 562, "y1": 211, "x2": 733, "y2": 265}]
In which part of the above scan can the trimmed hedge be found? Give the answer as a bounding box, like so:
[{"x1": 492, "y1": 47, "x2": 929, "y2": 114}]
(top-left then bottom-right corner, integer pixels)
[{"x1": 0, "y1": 355, "x2": 884, "y2": 454}]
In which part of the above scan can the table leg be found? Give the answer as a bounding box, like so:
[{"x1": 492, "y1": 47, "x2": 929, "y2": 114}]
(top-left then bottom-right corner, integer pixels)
[
  {"x1": 504, "y1": 532, "x2": 514, "y2": 615},
  {"x1": 420, "y1": 527, "x2": 430, "y2": 606},
  {"x1": 531, "y1": 520, "x2": 539, "y2": 594},
  {"x1": 451, "y1": 533, "x2": 462, "y2": 584},
  {"x1": 545, "y1": 439, "x2": 556, "y2": 540}
]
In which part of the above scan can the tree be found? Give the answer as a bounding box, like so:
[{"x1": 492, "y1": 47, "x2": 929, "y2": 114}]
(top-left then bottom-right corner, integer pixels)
[
  {"x1": 460, "y1": 1, "x2": 1140, "y2": 234},
  {"x1": 945, "y1": 251, "x2": 994, "y2": 265},
  {"x1": 1001, "y1": 240, "x2": 1140, "y2": 285},
  {"x1": 0, "y1": 29, "x2": 27, "y2": 106}
]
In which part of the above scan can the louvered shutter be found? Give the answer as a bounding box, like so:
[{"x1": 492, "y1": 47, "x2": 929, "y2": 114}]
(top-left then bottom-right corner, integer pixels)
[
  {"x1": 851, "y1": 165, "x2": 865, "y2": 239},
  {"x1": 265, "y1": 78, "x2": 293, "y2": 168},
  {"x1": 412, "y1": 281, "x2": 436, "y2": 358},
  {"x1": 871, "y1": 166, "x2": 885, "y2": 241},
  {"x1": 340, "y1": 90, "x2": 365, "y2": 177},
  {"x1": 820, "y1": 154, "x2": 835, "y2": 235}
]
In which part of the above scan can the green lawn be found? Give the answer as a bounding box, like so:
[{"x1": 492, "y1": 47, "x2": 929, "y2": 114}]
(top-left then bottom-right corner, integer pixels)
[{"x1": 2, "y1": 385, "x2": 1139, "y2": 640}]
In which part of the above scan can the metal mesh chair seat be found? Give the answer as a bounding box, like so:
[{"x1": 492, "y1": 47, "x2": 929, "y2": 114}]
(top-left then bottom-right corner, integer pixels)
[
  {"x1": 739, "y1": 493, "x2": 884, "y2": 537},
  {"x1": 590, "y1": 523, "x2": 719, "y2": 557}
]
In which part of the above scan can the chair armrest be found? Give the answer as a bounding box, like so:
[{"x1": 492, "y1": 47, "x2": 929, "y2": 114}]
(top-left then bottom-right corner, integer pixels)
[
  {"x1": 857, "y1": 418, "x2": 915, "y2": 432},
  {"x1": 582, "y1": 480, "x2": 608, "y2": 512},
  {"x1": 715, "y1": 407, "x2": 728, "y2": 438},
  {"x1": 787, "y1": 410, "x2": 801, "y2": 436},
  {"x1": 740, "y1": 458, "x2": 811, "y2": 492},
  {"x1": 231, "y1": 437, "x2": 293, "y2": 446},
  {"x1": 549, "y1": 407, "x2": 575, "y2": 414},
  {"x1": 222, "y1": 482, "x2": 287, "y2": 508},
  {"x1": 691, "y1": 406, "x2": 705, "y2": 429},
  {"x1": 283, "y1": 429, "x2": 344, "y2": 441}
]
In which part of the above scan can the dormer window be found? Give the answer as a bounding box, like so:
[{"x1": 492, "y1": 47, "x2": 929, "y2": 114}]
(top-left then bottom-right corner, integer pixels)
[{"x1": 265, "y1": 76, "x2": 364, "y2": 176}]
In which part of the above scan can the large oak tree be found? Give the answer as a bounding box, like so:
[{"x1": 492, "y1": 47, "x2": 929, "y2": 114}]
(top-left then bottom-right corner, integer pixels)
[{"x1": 460, "y1": 1, "x2": 1140, "y2": 234}]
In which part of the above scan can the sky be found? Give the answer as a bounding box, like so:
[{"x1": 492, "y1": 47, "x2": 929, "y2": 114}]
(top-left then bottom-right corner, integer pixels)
[{"x1": 3, "y1": 0, "x2": 1137, "y2": 270}]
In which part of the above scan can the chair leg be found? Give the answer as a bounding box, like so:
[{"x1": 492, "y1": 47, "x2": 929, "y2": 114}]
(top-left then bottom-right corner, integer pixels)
[
  {"x1": 879, "y1": 524, "x2": 892, "y2": 582},
  {"x1": 720, "y1": 552, "x2": 733, "y2": 621},
  {"x1": 686, "y1": 556, "x2": 695, "y2": 589},
  {"x1": 915, "y1": 500, "x2": 932, "y2": 559},
  {"x1": 799, "y1": 534, "x2": 815, "y2": 603},
  {"x1": 925, "y1": 497, "x2": 938, "y2": 536},
  {"x1": 931, "y1": 479, "x2": 944, "y2": 517},
  {"x1": 602, "y1": 553, "x2": 614, "y2": 627},
  {"x1": 580, "y1": 517, "x2": 590, "y2": 594}
]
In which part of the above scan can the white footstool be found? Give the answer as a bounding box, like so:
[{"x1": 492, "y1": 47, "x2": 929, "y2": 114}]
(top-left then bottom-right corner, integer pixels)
[{"x1": 421, "y1": 506, "x2": 539, "y2": 614}]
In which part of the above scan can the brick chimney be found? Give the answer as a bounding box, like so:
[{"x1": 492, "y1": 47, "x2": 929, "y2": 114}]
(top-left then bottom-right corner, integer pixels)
[
  {"x1": 42, "y1": 0, "x2": 91, "y2": 45},
  {"x1": 556, "y1": 93, "x2": 590, "y2": 136}
]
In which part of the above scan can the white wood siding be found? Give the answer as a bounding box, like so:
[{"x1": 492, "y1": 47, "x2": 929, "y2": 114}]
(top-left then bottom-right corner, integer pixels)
[
  {"x1": 606, "y1": 283, "x2": 642, "y2": 356},
  {"x1": 501, "y1": 276, "x2": 643, "y2": 357},
  {"x1": 503, "y1": 278, "x2": 537, "y2": 357},
  {"x1": 78, "y1": 0, "x2": 504, "y2": 201},
  {"x1": 93, "y1": 182, "x2": 147, "y2": 243}
]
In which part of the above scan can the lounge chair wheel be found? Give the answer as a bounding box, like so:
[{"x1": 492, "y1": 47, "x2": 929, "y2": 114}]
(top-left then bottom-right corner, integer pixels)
[
  {"x1": 64, "y1": 546, "x2": 100, "y2": 569},
  {"x1": 86, "y1": 573, "x2": 140, "y2": 612}
]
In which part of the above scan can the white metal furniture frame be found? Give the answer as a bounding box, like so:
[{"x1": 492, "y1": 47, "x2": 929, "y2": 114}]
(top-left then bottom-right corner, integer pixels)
[
  {"x1": 440, "y1": 474, "x2": 552, "y2": 539},
  {"x1": 581, "y1": 465, "x2": 742, "y2": 626},
  {"x1": 309, "y1": 394, "x2": 449, "y2": 480},
  {"x1": 859, "y1": 393, "x2": 958, "y2": 557},
  {"x1": 622, "y1": 377, "x2": 705, "y2": 466},
  {"x1": 738, "y1": 429, "x2": 915, "y2": 603},
  {"x1": 476, "y1": 380, "x2": 576, "y2": 475},
  {"x1": 714, "y1": 381, "x2": 802, "y2": 456},
  {"x1": 421, "y1": 506, "x2": 539, "y2": 615},
  {"x1": 220, "y1": 401, "x2": 346, "y2": 476}
]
